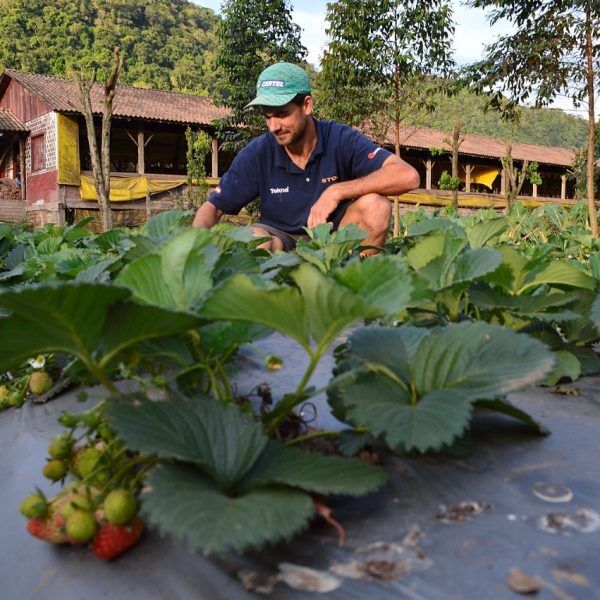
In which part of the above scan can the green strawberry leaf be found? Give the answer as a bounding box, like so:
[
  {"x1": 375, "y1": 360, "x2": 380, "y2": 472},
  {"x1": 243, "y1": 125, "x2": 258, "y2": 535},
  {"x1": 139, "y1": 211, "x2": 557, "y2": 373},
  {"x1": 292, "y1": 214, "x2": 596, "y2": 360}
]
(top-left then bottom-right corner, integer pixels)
[
  {"x1": 143, "y1": 463, "x2": 314, "y2": 555},
  {"x1": 241, "y1": 441, "x2": 387, "y2": 496}
]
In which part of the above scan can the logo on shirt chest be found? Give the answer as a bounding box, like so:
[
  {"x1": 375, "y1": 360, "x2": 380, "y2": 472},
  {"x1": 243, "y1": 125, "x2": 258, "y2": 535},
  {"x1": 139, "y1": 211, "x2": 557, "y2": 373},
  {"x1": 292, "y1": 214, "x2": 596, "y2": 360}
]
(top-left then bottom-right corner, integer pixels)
[
  {"x1": 321, "y1": 175, "x2": 338, "y2": 184},
  {"x1": 270, "y1": 186, "x2": 289, "y2": 194}
]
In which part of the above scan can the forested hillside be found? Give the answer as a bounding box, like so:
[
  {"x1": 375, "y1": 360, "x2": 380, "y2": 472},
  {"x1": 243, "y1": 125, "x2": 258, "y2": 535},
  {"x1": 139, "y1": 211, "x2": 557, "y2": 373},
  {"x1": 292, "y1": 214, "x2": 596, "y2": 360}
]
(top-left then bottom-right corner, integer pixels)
[
  {"x1": 402, "y1": 88, "x2": 588, "y2": 150},
  {"x1": 0, "y1": 0, "x2": 219, "y2": 94},
  {"x1": 0, "y1": 0, "x2": 588, "y2": 150}
]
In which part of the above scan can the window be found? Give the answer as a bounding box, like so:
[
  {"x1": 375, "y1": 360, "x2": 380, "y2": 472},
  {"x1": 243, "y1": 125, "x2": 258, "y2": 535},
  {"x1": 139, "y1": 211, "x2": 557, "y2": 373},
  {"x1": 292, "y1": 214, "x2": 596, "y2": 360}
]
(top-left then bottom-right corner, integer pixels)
[{"x1": 31, "y1": 134, "x2": 45, "y2": 172}]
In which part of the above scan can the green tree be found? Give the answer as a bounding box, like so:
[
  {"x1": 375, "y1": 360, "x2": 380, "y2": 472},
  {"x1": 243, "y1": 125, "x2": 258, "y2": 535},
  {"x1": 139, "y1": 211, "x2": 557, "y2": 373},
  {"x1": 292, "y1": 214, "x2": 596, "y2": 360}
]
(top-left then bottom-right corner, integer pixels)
[
  {"x1": 214, "y1": 0, "x2": 307, "y2": 148},
  {"x1": 318, "y1": 0, "x2": 455, "y2": 154},
  {"x1": 468, "y1": 0, "x2": 600, "y2": 236},
  {"x1": 0, "y1": 0, "x2": 219, "y2": 94},
  {"x1": 181, "y1": 127, "x2": 212, "y2": 210}
]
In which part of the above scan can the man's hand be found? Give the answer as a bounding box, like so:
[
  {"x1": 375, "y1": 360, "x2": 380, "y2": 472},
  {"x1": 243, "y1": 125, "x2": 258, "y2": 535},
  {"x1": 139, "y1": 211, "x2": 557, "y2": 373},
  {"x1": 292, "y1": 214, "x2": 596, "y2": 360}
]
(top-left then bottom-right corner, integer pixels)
[{"x1": 307, "y1": 184, "x2": 344, "y2": 229}]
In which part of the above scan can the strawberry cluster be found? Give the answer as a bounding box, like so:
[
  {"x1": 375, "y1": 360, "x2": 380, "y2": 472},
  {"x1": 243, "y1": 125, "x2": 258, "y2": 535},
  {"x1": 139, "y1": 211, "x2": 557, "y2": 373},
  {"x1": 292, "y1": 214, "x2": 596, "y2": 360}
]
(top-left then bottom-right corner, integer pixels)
[{"x1": 20, "y1": 403, "x2": 147, "y2": 560}]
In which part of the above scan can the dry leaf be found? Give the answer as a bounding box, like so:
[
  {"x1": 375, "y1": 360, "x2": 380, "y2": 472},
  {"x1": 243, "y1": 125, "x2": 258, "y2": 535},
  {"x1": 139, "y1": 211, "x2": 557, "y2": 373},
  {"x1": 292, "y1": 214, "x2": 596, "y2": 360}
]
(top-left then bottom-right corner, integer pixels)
[
  {"x1": 278, "y1": 563, "x2": 341, "y2": 593},
  {"x1": 551, "y1": 385, "x2": 580, "y2": 396},
  {"x1": 551, "y1": 568, "x2": 590, "y2": 587},
  {"x1": 507, "y1": 567, "x2": 541, "y2": 594}
]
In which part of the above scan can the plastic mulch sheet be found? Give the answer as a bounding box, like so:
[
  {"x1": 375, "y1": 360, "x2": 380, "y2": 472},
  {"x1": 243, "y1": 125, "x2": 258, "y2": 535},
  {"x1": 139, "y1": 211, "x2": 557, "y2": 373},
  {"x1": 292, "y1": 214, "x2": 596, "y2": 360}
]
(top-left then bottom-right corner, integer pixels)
[{"x1": 3, "y1": 334, "x2": 600, "y2": 599}]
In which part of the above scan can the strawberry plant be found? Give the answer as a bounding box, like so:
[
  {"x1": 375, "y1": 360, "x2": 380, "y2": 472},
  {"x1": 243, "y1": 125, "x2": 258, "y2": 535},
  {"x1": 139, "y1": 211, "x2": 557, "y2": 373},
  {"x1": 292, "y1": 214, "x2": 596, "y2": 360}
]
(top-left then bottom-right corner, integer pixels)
[
  {"x1": 200, "y1": 259, "x2": 415, "y2": 432},
  {"x1": 329, "y1": 322, "x2": 554, "y2": 452},
  {"x1": 104, "y1": 392, "x2": 386, "y2": 554}
]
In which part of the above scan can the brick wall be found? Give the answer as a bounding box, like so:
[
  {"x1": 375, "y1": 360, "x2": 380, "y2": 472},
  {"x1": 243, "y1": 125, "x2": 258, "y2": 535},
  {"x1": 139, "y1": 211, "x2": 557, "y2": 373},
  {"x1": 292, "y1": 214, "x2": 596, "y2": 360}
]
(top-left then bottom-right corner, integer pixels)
[
  {"x1": 25, "y1": 112, "x2": 57, "y2": 175},
  {"x1": 0, "y1": 198, "x2": 27, "y2": 223}
]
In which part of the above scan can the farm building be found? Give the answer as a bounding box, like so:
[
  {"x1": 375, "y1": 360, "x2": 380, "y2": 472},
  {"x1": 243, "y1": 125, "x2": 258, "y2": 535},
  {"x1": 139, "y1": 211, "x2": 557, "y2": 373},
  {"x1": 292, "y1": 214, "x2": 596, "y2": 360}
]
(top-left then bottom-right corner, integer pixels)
[
  {"x1": 0, "y1": 68, "x2": 583, "y2": 226},
  {"x1": 378, "y1": 124, "x2": 579, "y2": 210},
  {"x1": 0, "y1": 69, "x2": 231, "y2": 226}
]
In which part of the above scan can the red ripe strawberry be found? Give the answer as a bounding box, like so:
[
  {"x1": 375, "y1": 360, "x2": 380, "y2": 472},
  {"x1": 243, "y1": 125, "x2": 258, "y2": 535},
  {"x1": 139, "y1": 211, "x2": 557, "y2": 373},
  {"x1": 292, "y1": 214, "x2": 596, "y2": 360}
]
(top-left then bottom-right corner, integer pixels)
[
  {"x1": 27, "y1": 506, "x2": 67, "y2": 544},
  {"x1": 92, "y1": 517, "x2": 143, "y2": 560}
]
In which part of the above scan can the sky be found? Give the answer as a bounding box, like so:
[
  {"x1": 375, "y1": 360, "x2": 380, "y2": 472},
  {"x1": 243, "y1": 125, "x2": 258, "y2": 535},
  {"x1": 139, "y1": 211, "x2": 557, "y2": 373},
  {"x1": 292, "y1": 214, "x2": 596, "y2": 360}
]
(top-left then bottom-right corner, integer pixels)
[
  {"x1": 195, "y1": 0, "x2": 581, "y2": 117},
  {"x1": 195, "y1": 0, "x2": 511, "y2": 66}
]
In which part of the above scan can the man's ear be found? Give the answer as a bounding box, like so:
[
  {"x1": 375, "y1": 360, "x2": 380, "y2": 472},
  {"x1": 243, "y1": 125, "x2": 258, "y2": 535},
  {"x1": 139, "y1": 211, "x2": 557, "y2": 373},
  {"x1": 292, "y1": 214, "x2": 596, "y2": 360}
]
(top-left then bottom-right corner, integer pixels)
[{"x1": 303, "y1": 95, "x2": 314, "y2": 116}]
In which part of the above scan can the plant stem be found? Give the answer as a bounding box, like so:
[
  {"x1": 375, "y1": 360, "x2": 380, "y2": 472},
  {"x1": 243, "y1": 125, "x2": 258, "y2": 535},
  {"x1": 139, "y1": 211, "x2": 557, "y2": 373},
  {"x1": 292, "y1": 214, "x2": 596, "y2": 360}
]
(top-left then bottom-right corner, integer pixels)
[
  {"x1": 264, "y1": 350, "x2": 321, "y2": 435},
  {"x1": 286, "y1": 429, "x2": 341, "y2": 446},
  {"x1": 83, "y1": 358, "x2": 121, "y2": 396}
]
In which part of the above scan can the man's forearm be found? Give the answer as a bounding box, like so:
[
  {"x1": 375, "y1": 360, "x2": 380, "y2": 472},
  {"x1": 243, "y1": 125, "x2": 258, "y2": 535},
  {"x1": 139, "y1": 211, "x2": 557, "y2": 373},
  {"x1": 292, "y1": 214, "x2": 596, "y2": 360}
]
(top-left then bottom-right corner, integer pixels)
[
  {"x1": 332, "y1": 160, "x2": 420, "y2": 203},
  {"x1": 192, "y1": 201, "x2": 223, "y2": 228}
]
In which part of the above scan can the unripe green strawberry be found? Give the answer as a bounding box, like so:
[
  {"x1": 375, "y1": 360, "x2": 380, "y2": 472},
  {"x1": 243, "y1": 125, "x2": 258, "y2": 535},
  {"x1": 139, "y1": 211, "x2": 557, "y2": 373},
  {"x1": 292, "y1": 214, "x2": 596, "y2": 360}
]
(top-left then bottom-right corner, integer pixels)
[
  {"x1": 65, "y1": 510, "x2": 97, "y2": 543},
  {"x1": 104, "y1": 489, "x2": 137, "y2": 525},
  {"x1": 96, "y1": 423, "x2": 114, "y2": 441},
  {"x1": 58, "y1": 412, "x2": 79, "y2": 428},
  {"x1": 43, "y1": 459, "x2": 67, "y2": 482},
  {"x1": 68, "y1": 445, "x2": 88, "y2": 478},
  {"x1": 78, "y1": 448, "x2": 102, "y2": 479},
  {"x1": 80, "y1": 411, "x2": 102, "y2": 430},
  {"x1": 29, "y1": 371, "x2": 53, "y2": 395},
  {"x1": 59, "y1": 494, "x2": 93, "y2": 520},
  {"x1": 48, "y1": 434, "x2": 74, "y2": 459},
  {"x1": 19, "y1": 493, "x2": 48, "y2": 519},
  {"x1": 91, "y1": 470, "x2": 110, "y2": 486},
  {"x1": 8, "y1": 392, "x2": 24, "y2": 407}
]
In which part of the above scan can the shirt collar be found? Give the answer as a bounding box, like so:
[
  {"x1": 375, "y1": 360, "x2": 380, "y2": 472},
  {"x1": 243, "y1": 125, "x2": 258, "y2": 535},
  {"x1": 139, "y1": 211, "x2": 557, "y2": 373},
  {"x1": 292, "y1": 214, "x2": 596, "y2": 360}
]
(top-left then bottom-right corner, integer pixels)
[{"x1": 273, "y1": 117, "x2": 323, "y2": 172}]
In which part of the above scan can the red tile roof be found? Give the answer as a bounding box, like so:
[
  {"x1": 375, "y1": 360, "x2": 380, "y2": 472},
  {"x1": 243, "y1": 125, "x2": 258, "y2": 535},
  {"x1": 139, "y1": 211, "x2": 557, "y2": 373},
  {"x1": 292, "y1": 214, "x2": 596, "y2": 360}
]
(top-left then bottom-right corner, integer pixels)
[
  {"x1": 1, "y1": 69, "x2": 229, "y2": 127},
  {"x1": 0, "y1": 107, "x2": 27, "y2": 131},
  {"x1": 379, "y1": 124, "x2": 576, "y2": 168}
]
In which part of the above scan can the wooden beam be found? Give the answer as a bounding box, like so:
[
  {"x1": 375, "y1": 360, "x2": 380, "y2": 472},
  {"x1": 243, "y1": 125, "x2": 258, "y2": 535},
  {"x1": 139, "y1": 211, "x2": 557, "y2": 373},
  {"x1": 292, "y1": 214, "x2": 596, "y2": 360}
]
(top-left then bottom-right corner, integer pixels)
[
  {"x1": 463, "y1": 164, "x2": 474, "y2": 193},
  {"x1": 137, "y1": 130, "x2": 144, "y2": 174},
  {"x1": 532, "y1": 182, "x2": 538, "y2": 198},
  {"x1": 211, "y1": 137, "x2": 219, "y2": 178},
  {"x1": 0, "y1": 145, "x2": 9, "y2": 170},
  {"x1": 19, "y1": 137, "x2": 26, "y2": 200},
  {"x1": 561, "y1": 174, "x2": 567, "y2": 200},
  {"x1": 424, "y1": 159, "x2": 433, "y2": 190}
]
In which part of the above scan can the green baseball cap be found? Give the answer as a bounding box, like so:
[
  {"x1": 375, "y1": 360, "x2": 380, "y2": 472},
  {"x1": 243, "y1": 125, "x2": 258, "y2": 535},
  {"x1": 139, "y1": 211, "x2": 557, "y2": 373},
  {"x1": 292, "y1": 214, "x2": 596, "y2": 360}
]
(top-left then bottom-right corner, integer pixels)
[{"x1": 245, "y1": 62, "x2": 311, "y2": 109}]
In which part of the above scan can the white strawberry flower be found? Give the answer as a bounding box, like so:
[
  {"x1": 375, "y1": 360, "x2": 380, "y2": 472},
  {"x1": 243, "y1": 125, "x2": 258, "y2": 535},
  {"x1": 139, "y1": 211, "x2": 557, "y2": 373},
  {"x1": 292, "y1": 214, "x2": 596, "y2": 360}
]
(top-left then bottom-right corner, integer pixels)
[{"x1": 28, "y1": 355, "x2": 46, "y2": 369}]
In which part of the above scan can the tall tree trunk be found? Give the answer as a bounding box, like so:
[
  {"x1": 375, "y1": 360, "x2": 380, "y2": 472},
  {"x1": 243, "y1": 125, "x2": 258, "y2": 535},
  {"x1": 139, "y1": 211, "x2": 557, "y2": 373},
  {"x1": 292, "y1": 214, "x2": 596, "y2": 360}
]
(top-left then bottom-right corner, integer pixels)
[
  {"x1": 585, "y1": 5, "x2": 598, "y2": 237},
  {"x1": 74, "y1": 47, "x2": 123, "y2": 232},
  {"x1": 449, "y1": 121, "x2": 462, "y2": 209},
  {"x1": 392, "y1": 51, "x2": 401, "y2": 238}
]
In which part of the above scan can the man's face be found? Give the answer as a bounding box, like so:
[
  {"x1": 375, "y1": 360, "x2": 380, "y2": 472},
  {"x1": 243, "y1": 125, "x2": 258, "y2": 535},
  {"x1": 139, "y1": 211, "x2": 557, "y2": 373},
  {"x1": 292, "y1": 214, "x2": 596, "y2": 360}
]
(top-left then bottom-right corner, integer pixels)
[{"x1": 260, "y1": 96, "x2": 313, "y2": 147}]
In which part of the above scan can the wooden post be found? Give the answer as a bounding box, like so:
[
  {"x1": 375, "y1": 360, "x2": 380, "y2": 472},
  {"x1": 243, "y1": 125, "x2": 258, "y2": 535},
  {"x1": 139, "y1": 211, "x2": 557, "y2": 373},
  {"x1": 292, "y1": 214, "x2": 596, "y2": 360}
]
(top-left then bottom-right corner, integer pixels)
[
  {"x1": 145, "y1": 190, "x2": 151, "y2": 221},
  {"x1": 464, "y1": 164, "x2": 473, "y2": 193},
  {"x1": 532, "y1": 182, "x2": 538, "y2": 198},
  {"x1": 19, "y1": 136, "x2": 26, "y2": 200},
  {"x1": 500, "y1": 169, "x2": 506, "y2": 196},
  {"x1": 137, "y1": 130, "x2": 145, "y2": 174},
  {"x1": 425, "y1": 159, "x2": 433, "y2": 190},
  {"x1": 393, "y1": 198, "x2": 399, "y2": 238},
  {"x1": 211, "y1": 137, "x2": 219, "y2": 178},
  {"x1": 561, "y1": 174, "x2": 567, "y2": 200}
]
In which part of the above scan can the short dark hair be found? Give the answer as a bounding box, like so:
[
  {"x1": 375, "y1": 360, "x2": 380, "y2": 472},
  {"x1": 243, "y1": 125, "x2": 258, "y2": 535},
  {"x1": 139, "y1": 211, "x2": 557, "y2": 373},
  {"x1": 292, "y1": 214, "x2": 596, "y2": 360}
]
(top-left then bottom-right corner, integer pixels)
[{"x1": 291, "y1": 93, "x2": 310, "y2": 106}]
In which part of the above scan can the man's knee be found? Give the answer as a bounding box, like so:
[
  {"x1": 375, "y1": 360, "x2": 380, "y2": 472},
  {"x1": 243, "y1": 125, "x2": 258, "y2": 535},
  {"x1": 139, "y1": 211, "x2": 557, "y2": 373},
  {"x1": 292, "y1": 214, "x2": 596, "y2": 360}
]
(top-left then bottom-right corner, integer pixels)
[{"x1": 349, "y1": 193, "x2": 392, "y2": 231}]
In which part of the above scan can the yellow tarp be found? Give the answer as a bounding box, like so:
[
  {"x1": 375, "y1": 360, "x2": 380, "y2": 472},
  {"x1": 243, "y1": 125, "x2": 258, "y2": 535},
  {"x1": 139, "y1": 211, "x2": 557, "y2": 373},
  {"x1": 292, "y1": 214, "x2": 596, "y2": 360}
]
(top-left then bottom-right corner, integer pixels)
[
  {"x1": 57, "y1": 114, "x2": 80, "y2": 185},
  {"x1": 460, "y1": 166, "x2": 500, "y2": 190},
  {"x1": 396, "y1": 192, "x2": 575, "y2": 209},
  {"x1": 80, "y1": 175, "x2": 187, "y2": 201}
]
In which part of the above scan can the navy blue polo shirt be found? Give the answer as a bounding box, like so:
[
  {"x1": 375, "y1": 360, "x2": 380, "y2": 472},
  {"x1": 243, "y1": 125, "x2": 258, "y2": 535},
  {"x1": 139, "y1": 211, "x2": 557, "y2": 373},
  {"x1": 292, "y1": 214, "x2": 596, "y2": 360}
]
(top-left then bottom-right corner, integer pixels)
[{"x1": 208, "y1": 119, "x2": 393, "y2": 233}]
